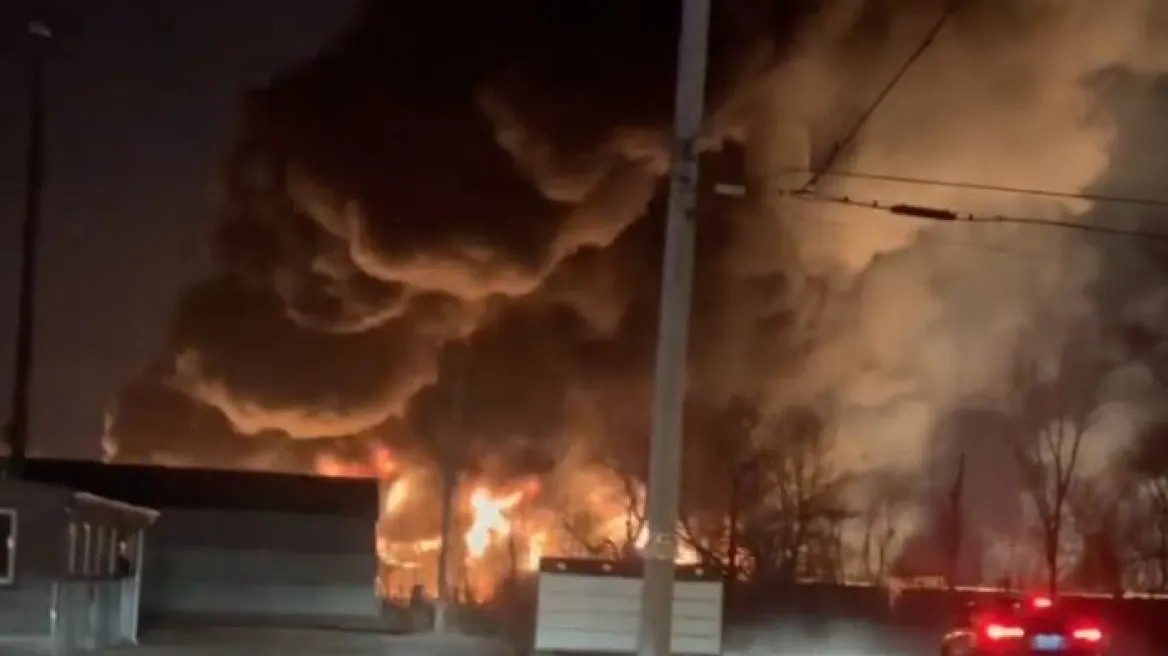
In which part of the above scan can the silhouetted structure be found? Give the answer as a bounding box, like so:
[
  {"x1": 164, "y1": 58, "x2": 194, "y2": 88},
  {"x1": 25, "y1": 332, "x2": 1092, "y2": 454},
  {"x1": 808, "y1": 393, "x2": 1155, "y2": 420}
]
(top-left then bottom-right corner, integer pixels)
[
  {"x1": 21, "y1": 459, "x2": 388, "y2": 633},
  {"x1": 945, "y1": 454, "x2": 966, "y2": 591},
  {"x1": 5, "y1": 17, "x2": 51, "y2": 479},
  {"x1": 0, "y1": 476, "x2": 156, "y2": 652}
]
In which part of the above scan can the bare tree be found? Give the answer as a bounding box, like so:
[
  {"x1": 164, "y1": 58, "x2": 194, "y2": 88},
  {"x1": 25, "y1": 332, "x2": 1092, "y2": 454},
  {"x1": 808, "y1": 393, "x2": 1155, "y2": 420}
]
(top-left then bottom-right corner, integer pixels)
[
  {"x1": 858, "y1": 471, "x2": 917, "y2": 583},
  {"x1": 737, "y1": 405, "x2": 850, "y2": 583},
  {"x1": 678, "y1": 396, "x2": 762, "y2": 590},
  {"x1": 561, "y1": 510, "x2": 619, "y2": 559},
  {"x1": 1066, "y1": 477, "x2": 1127, "y2": 595},
  {"x1": 1004, "y1": 329, "x2": 1109, "y2": 595},
  {"x1": 674, "y1": 275, "x2": 837, "y2": 585},
  {"x1": 1136, "y1": 478, "x2": 1168, "y2": 591},
  {"x1": 1125, "y1": 420, "x2": 1168, "y2": 590},
  {"x1": 561, "y1": 456, "x2": 645, "y2": 560}
]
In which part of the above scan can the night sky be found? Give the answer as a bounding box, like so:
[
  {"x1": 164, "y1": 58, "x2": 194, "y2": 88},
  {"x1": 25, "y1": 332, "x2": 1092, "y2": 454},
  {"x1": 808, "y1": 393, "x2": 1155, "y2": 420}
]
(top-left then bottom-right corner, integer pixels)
[
  {"x1": 2, "y1": 0, "x2": 1166, "y2": 490},
  {"x1": 0, "y1": 0, "x2": 356, "y2": 458}
]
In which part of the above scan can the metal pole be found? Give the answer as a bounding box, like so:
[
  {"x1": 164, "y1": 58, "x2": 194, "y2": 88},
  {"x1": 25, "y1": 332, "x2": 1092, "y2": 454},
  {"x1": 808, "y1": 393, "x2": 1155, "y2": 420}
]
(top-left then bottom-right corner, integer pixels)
[
  {"x1": 433, "y1": 459, "x2": 457, "y2": 633},
  {"x1": 637, "y1": 1, "x2": 711, "y2": 656},
  {"x1": 128, "y1": 530, "x2": 145, "y2": 645},
  {"x1": 5, "y1": 20, "x2": 52, "y2": 479},
  {"x1": 946, "y1": 453, "x2": 966, "y2": 592},
  {"x1": 433, "y1": 345, "x2": 466, "y2": 633}
]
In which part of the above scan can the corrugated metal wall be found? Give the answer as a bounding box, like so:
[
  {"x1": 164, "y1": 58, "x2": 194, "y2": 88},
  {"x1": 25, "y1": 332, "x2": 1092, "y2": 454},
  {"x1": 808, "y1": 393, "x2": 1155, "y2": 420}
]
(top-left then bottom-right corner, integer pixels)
[
  {"x1": 0, "y1": 481, "x2": 68, "y2": 637},
  {"x1": 0, "y1": 583, "x2": 53, "y2": 635},
  {"x1": 140, "y1": 508, "x2": 380, "y2": 628}
]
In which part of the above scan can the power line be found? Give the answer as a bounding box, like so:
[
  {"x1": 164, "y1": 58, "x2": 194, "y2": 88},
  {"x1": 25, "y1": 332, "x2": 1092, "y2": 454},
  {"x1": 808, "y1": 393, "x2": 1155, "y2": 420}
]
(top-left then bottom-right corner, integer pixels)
[
  {"x1": 782, "y1": 190, "x2": 1168, "y2": 243},
  {"x1": 803, "y1": 0, "x2": 962, "y2": 190},
  {"x1": 770, "y1": 168, "x2": 1168, "y2": 211},
  {"x1": 775, "y1": 199, "x2": 1070, "y2": 260},
  {"x1": 763, "y1": 190, "x2": 1168, "y2": 268}
]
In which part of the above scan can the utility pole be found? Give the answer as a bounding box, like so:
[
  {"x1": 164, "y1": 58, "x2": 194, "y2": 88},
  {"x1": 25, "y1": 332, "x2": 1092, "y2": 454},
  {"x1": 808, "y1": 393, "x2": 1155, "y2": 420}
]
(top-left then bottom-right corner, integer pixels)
[
  {"x1": 637, "y1": 1, "x2": 711, "y2": 655},
  {"x1": 945, "y1": 454, "x2": 966, "y2": 592},
  {"x1": 5, "y1": 18, "x2": 53, "y2": 479},
  {"x1": 433, "y1": 459, "x2": 457, "y2": 632},
  {"x1": 433, "y1": 345, "x2": 465, "y2": 634}
]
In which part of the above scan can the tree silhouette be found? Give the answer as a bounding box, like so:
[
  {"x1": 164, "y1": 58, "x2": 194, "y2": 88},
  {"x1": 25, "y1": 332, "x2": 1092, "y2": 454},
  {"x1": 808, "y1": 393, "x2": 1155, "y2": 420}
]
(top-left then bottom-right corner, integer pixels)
[
  {"x1": 1066, "y1": 478, "x2": 1126, "y2": 595},
  {"x1": 1003, "y1": 324, "x2": 1109, "y2": 595},
  {"x1": 678, "y1": 395, "x2": 761, "y2": 590},
  {"x1": 560, "y1": 453, "x2": 647, "y2": 561},
  {"x1": 1126, "y1": 420, "x2": 1168, "y2": 590},
  {"x1": 739, "y1": 404, "x2": 851, "y2": 583},
  {"x1": 858, "y1": 470, "x2": 916, "y2": 583}
]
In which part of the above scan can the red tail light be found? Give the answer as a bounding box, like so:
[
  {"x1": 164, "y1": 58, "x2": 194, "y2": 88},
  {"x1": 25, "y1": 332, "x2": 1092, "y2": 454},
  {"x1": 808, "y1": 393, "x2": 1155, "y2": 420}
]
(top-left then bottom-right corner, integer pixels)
[
  {"x1": 1072, "y1": 627, "x2": 1103, "y2": 643},
  {"x1": 984, "y1": 623, "x2": 1025, "y2": 640},
  {"x1": 1030, "y1": 595, "x2": 1053, "y2": 609}
]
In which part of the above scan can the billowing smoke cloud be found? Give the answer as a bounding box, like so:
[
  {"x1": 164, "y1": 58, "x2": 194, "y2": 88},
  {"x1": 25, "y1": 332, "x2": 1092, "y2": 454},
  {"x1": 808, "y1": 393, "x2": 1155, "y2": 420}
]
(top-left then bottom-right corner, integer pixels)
[{"x1": 106, "y1": 0, "x2": 1168, "y2": 526}]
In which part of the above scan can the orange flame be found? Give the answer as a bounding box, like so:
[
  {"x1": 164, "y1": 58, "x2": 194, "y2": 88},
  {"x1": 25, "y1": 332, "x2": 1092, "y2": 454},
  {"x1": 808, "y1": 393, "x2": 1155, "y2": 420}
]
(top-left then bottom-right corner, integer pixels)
[
  {"x1": 632, "y1": 523, "x2": 701, "y2": 565},
  {"x1": 527, "y1": 531, "x2": 547, "y2": 570},
  {"x1": 465, "y1": 487, "x2": 523, "y2": 558},
  {"x1": 314, "y1": 453, "x2": 363, "y2": 477},
  {"x1": 368, "y1": 464, "x2": 702, "y2": 601},
  {"x1": 383, "y1": 476, "x2": 410, "y2": 514},
  {"x1": 313, "y1": 444, "x2": 398, "y2": 479}
]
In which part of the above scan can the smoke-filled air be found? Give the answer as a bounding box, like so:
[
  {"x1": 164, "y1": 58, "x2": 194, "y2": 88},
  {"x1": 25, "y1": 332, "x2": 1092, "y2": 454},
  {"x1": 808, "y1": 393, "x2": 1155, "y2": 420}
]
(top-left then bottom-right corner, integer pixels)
[{"x1": 103, "y1": 0, "x2": 1168, "y2": 599}]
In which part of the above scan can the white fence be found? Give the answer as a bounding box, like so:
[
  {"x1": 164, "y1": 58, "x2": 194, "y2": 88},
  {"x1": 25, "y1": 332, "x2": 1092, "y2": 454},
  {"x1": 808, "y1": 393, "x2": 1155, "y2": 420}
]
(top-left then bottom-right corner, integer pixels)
[{"x1": 534, "y1": 558, "x2": 723, "y2": 655}]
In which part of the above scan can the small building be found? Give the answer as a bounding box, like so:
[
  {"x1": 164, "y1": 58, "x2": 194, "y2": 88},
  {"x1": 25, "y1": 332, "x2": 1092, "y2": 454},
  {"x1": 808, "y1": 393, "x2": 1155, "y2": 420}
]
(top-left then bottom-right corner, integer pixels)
[
  {"x1": 0, "y1": 476, "x2": 157, "y2": 652},
  {"x1": 534, "y1": 558, "x2": 724, "y2": 656},
  {"x1": 23, "y1": 459, "x2": 385, "y2": 633}
]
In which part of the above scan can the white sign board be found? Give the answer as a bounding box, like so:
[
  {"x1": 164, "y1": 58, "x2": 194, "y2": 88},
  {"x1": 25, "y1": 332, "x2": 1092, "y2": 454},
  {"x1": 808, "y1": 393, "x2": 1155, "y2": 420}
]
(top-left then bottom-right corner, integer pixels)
[{"x1": 534, "y1": 558, "x2": 723, "y2": 655}]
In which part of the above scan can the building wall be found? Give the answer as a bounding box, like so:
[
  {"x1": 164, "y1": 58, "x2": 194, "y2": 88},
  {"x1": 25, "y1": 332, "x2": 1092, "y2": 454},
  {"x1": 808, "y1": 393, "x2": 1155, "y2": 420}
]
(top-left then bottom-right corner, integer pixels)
[
  {"x1": 0, "y1": 582, "x2": 54, "y2": 637},
  {"x1": 0, "y1": 481, "x2": 69, "y2": 636},
  {"x1": 140, "y1": 508, "x2": 380, "y2": 628}
]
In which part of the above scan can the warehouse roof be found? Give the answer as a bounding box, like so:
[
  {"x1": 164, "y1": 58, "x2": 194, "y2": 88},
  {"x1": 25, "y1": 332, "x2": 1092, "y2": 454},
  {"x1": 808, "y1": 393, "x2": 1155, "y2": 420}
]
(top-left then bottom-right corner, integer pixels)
[{"x1": 21, "y1": 458, "x2": 380, "y2": 518}]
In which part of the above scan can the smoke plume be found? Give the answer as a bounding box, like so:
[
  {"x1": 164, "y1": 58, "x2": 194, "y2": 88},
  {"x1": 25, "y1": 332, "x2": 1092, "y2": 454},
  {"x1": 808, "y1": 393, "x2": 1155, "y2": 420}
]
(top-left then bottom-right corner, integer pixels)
[{"x1": 106, "y1": 0, "x2": 1168, "y2": 528}]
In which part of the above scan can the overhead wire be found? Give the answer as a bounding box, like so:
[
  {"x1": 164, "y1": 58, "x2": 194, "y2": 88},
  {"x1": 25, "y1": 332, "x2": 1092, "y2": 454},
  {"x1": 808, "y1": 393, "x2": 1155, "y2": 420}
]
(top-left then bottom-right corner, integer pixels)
[
  {"x1": 779, "y1": 191, "x2": 1168, "y2": 243},
  {"x1": 802, "y1": 0, "x2": 963, "y2": 191},
  {"x1": 758, "y1": 0, "x2": 1168, "y2": 246},
  {"x1": 770, "y1": 198, "x2": 1065, "y2": 261},
  {"x1": 720, "y1": 177, "x2": 1168, "y2": 250},
  {"x1": 718, "y1": 182, "x2": 1168, "y2": 262},
  {"x1": 771, "y1": 168, "x2": 1168, "y2": 211}
]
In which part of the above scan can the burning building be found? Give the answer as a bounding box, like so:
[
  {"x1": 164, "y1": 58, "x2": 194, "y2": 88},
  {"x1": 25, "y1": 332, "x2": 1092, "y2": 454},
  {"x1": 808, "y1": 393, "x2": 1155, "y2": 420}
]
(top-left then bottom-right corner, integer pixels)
[{"x1": 319, "y1": 442, "x2": 699, "y2": 603}]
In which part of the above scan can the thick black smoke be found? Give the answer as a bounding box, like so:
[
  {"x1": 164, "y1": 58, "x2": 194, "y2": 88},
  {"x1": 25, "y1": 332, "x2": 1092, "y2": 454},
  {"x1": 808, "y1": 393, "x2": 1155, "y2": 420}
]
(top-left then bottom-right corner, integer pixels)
[
  {"x1": 104, "y1": 0, "x2": 842, "y2": 468},
  {"x1": 106, "y1": 0, "x2": 1168, "y2": 539}
]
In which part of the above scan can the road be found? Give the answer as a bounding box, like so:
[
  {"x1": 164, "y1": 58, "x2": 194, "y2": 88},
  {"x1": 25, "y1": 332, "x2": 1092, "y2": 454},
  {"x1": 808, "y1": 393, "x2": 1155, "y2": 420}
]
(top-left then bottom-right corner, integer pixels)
[
  {"x1": 725, "y1": 617, "x2": 1158, "y2": 656},
  {"x1": 140, "y1": 621, "x2": 931, "y2": 656},
  {"x1": 3, "y1": 619, "x2": 1157, "y2": 655},
  {"x1": 3, "y1": 627, "x2": 514, "y2": 656},
  {"x1": 6, "y1": 622, "x2": 924, "y2": 656},
  {"x1": 725, "y1": 618, "x2": 934, "y2": 655}
]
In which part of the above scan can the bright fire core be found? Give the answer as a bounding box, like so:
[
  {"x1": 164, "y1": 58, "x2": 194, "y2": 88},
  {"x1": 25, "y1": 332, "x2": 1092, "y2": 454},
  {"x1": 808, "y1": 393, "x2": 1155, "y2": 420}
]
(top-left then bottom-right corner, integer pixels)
[{"x1": 317, "y1": 447, "x2": 698, "y2": 601}]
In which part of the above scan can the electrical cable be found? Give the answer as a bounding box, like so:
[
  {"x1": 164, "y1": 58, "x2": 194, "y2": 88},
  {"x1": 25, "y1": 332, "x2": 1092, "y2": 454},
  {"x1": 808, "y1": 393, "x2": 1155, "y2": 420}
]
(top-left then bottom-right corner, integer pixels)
[
  {"x1": 780, "y1": 189, "x2": 1168, "y2": 243},
  {"x1": 774, "y1": 199, "x2": 1065, "y2": 260},
  {"x1": 768, "y1": 168, "x2": 1168, "y2": 211},
  {"x1": 802, "y1": 0, "x2": 963, "y2": 190},
  {"x1": 762, "y1": 0, "x2": 1168, "y2": 234}
]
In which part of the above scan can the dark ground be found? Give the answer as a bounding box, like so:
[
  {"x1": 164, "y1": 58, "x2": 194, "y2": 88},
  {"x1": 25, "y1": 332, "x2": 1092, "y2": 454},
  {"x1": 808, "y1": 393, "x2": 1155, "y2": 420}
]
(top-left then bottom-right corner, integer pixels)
[
  {"x1": 5, "y1": 582, "x2": 1165, "y2": 654},
  {"x1": 0, "y1": 619, "x2": 1156, "y2": 655}
]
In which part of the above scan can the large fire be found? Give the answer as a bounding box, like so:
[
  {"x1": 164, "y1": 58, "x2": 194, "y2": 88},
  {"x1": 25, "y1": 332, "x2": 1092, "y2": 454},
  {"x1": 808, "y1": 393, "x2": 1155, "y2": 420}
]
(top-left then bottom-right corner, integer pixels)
[
  {"x1": 466, "y1": 486, "x2": 524, "y2": 557},
  {"x1": 315, "y1": 445, "x2": 698, "y2": 601}
]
